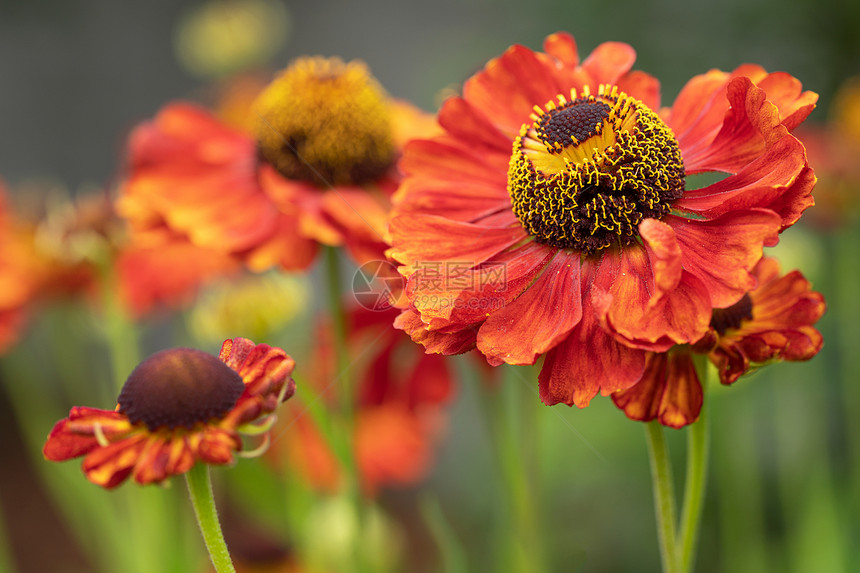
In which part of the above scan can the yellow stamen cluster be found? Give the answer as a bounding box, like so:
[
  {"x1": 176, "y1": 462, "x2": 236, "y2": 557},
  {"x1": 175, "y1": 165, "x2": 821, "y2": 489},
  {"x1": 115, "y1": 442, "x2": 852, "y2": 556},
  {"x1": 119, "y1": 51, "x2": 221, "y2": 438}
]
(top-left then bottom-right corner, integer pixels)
[
  {"x1": 507, "y1": 85, "x2": 685, "y2": 254},
  {"x1": 252, "y1": 56, "x2": 395, "y2": 186}
]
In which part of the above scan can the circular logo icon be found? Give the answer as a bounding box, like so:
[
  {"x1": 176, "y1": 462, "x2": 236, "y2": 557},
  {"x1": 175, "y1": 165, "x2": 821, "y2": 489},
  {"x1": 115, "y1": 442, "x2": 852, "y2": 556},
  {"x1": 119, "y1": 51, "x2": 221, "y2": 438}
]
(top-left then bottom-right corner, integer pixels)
[{"x1": 352, "y1": 259, "x2": 400, "y2": 311}]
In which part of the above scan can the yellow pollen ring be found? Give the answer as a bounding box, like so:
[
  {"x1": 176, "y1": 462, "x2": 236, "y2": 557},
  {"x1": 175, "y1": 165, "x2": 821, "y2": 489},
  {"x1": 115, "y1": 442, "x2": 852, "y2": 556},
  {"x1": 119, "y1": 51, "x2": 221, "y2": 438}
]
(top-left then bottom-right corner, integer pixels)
[
  {"x1": 507, "y1": 84, "x2": 685, "y2": 255},
  {"x1": 252, "y1": 56, "x2": 395, "y2": 186}
]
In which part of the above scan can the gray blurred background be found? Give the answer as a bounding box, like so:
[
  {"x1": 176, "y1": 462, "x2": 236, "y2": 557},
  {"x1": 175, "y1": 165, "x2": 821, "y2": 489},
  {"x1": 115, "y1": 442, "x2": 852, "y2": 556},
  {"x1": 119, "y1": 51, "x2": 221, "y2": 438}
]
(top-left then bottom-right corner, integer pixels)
[{"x1": 0, "y1": 0, "x2": 856, "y2": 191}]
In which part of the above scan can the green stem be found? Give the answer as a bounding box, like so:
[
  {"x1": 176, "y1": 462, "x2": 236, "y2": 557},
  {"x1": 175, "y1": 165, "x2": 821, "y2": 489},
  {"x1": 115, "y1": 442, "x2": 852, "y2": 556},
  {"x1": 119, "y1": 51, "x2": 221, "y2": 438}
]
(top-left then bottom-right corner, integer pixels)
[
  {"x1": 480, "y1": 365, "x2": 546, "y2": 573},
  {"x1": 677, "y1": 358, "x2": 711, "y2": 573},
  {"x1": 324, "y1": 246, "x2": 354, "y2": 418},
  {"x1": 323, "y1": 246, "x2": 365, "y2": 573},
  {"x1": 185, "y1": 464, "x2": 235, "y2": 573},
  {"x1": 291, "y1": 374, "x2": 354, "y2": 476},
  {"x1": 645, "y1": 421, "x2": 680, "y2": 573}
]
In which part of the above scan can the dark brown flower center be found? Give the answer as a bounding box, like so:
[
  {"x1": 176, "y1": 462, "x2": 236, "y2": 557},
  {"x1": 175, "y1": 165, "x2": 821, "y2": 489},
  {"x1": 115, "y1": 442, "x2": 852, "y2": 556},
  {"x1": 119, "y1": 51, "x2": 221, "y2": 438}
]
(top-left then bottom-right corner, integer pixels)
[
  {"x1": 710, "y1": 293, "x2": 754, "y2": 336},
  {"x1": 117, "y1": 348, "x2": 245, "y2": 431},
  {"x1": 507, "y1": 85, "x2": 685, "y2": 255}
]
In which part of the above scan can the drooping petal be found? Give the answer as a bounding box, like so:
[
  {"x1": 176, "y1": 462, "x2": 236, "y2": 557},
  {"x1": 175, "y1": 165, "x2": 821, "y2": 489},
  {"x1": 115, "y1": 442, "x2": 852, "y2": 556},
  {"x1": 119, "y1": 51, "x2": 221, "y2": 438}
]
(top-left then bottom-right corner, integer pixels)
[
  {"x1": 538, "y1": 277, "x2": 646, "y2": 408},
  {"x1": 669, "y1": 208, "x2": 781, "y2": 308},
  {"x1": 592, "y1": 224, "x2": 711, "y2": 348},
  {"x1": 219, "y1": 338, "x2": 296, "y2": 425},
  {"x1": 612, "y1": 351, "x2": 703, "y2": 428},
  {"x1": 43, "y1": 407, "x2": 135, "y2": 461},
  {"x1": 477, "y1": 250, "x2": 582, "y2": 365},
  {"x1": 81, "y1": 433, "x2": 149, "y2": 489},
  {"x1": 196, "y1": 426, "x2": 242, "y2": 465},
  {"x1": 710, "y1": 257, "x2": 826, "y2": 384},
  {"x1": 131, "y1": 433, "x2": 174, "y2": 485},
  {"x1": 394, "y1": 308, "x2": 478, "y2": 355}
]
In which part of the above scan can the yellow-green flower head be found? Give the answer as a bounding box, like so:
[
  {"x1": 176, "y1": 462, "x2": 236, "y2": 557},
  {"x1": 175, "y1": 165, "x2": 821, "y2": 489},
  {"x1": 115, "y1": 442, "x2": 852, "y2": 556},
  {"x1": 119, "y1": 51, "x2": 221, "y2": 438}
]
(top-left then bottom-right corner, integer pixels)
[{"x1": 189, "y1": 272, "x2": 310, "y2": 343}]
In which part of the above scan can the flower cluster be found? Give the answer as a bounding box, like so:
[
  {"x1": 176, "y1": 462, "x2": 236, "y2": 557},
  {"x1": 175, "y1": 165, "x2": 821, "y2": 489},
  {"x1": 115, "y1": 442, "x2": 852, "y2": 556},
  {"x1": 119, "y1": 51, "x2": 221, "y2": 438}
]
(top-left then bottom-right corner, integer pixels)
[
  {"x1": 388, "y1": 32, "x2": 822, "y2": 425},
  {"x1": 26, "y1": 29, "x2": 829, "y2": 573}
]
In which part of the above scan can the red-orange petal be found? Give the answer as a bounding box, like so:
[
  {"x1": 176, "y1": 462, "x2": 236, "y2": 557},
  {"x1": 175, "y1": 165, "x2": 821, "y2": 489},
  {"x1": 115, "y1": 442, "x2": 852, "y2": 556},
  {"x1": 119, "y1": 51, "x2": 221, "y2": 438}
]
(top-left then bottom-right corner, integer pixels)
[
  {"x1": 538, "y1": 296, "x2": 646, "y2": 407},
  {"x1": 612, "y1": 351, "x2": 703, "y2": 428},
  {"x1": 463, "y1": 44, "x2": 567, "y2": 138},
  {"x1": 710, "y1": 258, "x2": 826, "y2": 384},
  {"x1": 404, "y1": 240, "x2": 554, "y2": 330},
  {"x1": 118, "y1": 229, "x2": 240, "y2": 316},
  {"x1": 356, "y1": 407, "x2": 430, "y2": 495},
  {"x1": 257, "y1": 165, "x2": 343, "y2": 246},
  {"x1": 393, "y1": 308, "x2": 478, "y2": 355},
  {"x1": 43, "y1": 407, "x2": 134, "y2": 461},
  {"x1": 219, "y1": 338, "x2": 296, "y2": 426},
  {"x1": 437, "y1": 96, "x2": 511, "y2": 154},
  {"x1": 82, "y1": 433, "x2": 149, "y2": 489},
  {"x1": 120, "y1": 102, "x2": 280, "y2": 253},
  {"x1": 580, "y1": 42, "x2": 637, "y2": 86},
  {"x1": 477, "y1": 250, "x2": 582, "y2": 365},
  {"x1": 388, "y1": 214, "x2": 524, "y2": 274},
  {"x1": 617, "y1": 70, "x2": 662, "y2": 111},
  {"x1": 676, "y1": 134, "x2": 814, "y2": 230},
  {"x1": 670, "y1": 208, "x2": 781, "y2": 308},
  {"x1": 542, "y1": 32, "x2": 580, "y2": 68}
]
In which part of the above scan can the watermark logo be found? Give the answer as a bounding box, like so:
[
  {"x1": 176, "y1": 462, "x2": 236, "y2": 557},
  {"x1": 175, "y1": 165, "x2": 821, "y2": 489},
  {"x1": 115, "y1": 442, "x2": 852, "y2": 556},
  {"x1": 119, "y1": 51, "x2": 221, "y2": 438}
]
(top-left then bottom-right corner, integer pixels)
[{"x1": 352, "y1": 259, "x2": 401, "y2": 311}]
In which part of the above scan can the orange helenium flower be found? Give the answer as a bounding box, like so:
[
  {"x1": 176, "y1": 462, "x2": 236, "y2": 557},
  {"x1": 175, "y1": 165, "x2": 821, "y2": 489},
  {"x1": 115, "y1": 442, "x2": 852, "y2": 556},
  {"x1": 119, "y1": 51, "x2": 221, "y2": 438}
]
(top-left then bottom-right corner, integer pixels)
[
  {"x1": 117, "y1": 57, "x2": 440, "y2": 285},
  {"x1": 612, "y1": 257, "x2": 825, "y2": 427},
  {"x1": 388, "y1": 32, "x2": 817, "y2": 408},
  {"x1": 43, "y1": 338, "x2": 296, "y2": 488},
  {"x1": 281, "y1": 306, "x2": 453, "y2": 494}
]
